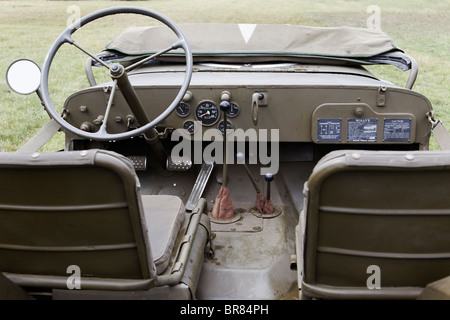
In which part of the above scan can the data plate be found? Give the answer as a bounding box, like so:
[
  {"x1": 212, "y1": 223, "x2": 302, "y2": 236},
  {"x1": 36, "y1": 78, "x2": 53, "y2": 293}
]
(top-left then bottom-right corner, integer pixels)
[
  {"x1": 383, "y1": 118, "x2": 412, "y2": 142},
  {"x1": 347, "y1": 119, "x2": 377, "y2": 142},
  {"x1": 317, "y1": 119, "x2": 342, "y2": 142}
]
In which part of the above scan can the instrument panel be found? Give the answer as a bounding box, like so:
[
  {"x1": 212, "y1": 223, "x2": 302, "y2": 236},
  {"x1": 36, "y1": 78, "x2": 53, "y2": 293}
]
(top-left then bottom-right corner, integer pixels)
[
  {"x1": 63, "y1": 68, "x2": 432, "y2": 148},
  {"x1": 174, "y1": 94, "x2": 240, "y2": 135}
]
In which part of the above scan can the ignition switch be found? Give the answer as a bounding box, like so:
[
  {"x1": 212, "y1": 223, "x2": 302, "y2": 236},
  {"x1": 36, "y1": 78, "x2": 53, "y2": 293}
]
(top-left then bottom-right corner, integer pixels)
[{"x1": 80, "y1": 122, "x2": 94, "y2": 132}]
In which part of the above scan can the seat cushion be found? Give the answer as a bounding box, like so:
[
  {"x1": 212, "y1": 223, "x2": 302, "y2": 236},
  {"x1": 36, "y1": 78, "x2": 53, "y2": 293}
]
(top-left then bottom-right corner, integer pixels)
[
  {"x1": 419, "y1": 276, "x2": 450, "y2": 300},
  {"x1": 141, "y1": 195, "x2": 185, "y2": 274}
]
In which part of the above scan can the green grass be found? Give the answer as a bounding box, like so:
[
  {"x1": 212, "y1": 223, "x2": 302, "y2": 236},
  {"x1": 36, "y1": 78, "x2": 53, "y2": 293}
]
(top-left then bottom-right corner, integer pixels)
[{"x1": 1, "y1": 0, "x2": 449, "y2": 151}]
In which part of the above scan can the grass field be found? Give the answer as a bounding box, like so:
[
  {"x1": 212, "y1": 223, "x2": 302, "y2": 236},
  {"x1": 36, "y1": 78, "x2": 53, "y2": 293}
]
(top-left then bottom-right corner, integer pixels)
[{"x1": 1, "y1": 0, "x2": 449, "y2": 151}]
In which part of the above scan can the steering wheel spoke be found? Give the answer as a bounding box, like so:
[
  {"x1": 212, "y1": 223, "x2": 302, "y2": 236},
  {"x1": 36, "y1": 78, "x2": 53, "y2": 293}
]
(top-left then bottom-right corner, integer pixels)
[
  {"x1": 94, "y1": 79, "x2": 118, "y2": 136},
  {"x1": 125, "y1": 43, "x2": 181, "y2": 72},
  {"x1": 71, "y1": 41, "x2": 112, "y2": 70},
  {"x1": 39, "y1": 6, "x2": 193, "y2": 142}
]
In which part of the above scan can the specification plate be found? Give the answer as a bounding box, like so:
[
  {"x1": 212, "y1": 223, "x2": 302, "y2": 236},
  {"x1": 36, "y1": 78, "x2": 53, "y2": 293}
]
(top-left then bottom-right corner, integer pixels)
[
  {"x1": 347, "y1": 119, "x2": 377, "y2": 142},
  {"x1": 317, "y1": 119, "x2": 342, "y2": 142},
  {"x1": 383, "y1": 118, "x2": 412, "y2": 142}
]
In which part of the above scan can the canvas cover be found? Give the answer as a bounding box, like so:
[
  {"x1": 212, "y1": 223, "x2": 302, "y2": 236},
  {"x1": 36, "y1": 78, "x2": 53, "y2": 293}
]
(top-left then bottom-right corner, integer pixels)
[{"x1": 105, "y1": 24, "x2": 402, "y2": 61}]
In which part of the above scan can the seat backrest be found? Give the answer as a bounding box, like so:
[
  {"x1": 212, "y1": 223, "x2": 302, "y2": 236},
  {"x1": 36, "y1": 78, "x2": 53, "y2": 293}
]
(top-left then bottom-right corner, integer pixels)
[
  {"x1": 0, "y1": 150, "x2": 156, "y2": 286},
  {"x1": 301, "y1": 150, "x2": 450, "y2": 299}
]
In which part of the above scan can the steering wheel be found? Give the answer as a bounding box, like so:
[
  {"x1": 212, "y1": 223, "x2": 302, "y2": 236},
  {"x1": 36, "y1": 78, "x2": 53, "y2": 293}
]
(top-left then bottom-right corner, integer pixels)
[{"x1": 40, "y1": 6, "x2": 193, "y2": 141}]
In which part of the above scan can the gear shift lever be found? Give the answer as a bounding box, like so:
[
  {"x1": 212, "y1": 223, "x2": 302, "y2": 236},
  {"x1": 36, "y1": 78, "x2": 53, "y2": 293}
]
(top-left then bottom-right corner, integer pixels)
[
  {"x1": 210, "y1": 100, "x2": 240, "y2": 223},
  {"x1": 262, "y1": 173, "x2": 275, "y2": 215},
  {"x1": 219, "y1": 101, "x2": 231, "y2": 186},
  {"x1": 237, "y1": 152, "x2": 266, "y2": 214},
  {"x1": 236, "y1": 152, "x2": 261, "y2": 193},
  {"x1": 265, "y1": 173, "x2": 274, "y2": 201}
]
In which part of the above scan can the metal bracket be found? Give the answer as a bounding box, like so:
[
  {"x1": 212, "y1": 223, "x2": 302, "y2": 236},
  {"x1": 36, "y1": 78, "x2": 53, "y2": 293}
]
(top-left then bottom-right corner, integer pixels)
[
  {"x1": 377, "y1": 86, "x2": 387, "y2": 107},
  {"x1": 251, "y1": 92, "x2": 268, "y2": 126}
]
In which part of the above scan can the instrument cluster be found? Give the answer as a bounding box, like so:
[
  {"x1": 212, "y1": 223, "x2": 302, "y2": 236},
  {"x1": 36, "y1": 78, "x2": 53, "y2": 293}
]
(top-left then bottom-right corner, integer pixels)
[{"x1": 175, "y1": 91, "x2": 239, "y2": 135}]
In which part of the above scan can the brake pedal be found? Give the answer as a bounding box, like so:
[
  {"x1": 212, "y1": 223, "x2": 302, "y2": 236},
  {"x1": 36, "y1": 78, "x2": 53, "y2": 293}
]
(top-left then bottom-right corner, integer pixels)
[{"x1": 166, "y1": 156, "x2": 193, "y2": 171}]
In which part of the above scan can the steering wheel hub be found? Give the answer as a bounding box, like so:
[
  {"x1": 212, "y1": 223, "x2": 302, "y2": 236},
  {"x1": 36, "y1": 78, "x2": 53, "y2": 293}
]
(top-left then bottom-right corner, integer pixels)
[{"x1": 109, "y1": 64, "x2": 124, "y2": 78}]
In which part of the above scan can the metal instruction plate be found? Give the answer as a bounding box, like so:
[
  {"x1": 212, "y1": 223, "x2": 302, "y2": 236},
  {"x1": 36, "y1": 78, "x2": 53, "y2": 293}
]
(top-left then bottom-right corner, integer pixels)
[
  {"x1": 347, "y1": 118, "x2": 377, "y2": 142},
  {"x1": 317, "y1": 119, "x2": 342, "y2": 142},
  {"x1": 383, "y1": 118, "x2": 412, "y2": 142}
]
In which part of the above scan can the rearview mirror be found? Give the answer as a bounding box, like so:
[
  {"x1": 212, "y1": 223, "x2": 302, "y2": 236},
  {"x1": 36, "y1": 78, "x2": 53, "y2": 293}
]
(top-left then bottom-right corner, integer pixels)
[{"x1": 6, "y1": 59, "x2": 41, "y2": 95}]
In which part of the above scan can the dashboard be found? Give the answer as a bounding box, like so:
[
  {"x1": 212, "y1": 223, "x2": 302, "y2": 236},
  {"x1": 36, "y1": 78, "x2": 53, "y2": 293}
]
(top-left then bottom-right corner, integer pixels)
[{"x1": 63, "y1": 63, "x2": 432, "y2": 148}]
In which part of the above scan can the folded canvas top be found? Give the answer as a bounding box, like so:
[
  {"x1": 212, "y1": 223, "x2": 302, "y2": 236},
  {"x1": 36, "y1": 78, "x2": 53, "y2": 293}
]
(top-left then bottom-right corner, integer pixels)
[{"x1": 105, "y1": 24, "x2": 403, "y2": 63}]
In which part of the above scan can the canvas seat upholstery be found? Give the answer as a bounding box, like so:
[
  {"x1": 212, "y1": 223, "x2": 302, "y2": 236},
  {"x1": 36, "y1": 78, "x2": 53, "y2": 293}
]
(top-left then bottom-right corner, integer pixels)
[
  {"x1": 143, "y1": 195, "x2": 185, "y2": 274},
  {"x1": 297, "y1": 149, "x2": 450, "y2": 300}
]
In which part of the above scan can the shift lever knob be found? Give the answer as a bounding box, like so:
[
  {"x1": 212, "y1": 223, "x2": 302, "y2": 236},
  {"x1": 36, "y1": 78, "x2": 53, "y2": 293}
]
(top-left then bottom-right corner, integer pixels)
[
  {"x1": 236, "y1": 152, "x2": 245, "y2": 164},
  {"x1": 264, "y1": 173, "x2": 274, "y2": 182},
  {"x1": 220, "y1": 101, "x2": 231, "y2": 112}
]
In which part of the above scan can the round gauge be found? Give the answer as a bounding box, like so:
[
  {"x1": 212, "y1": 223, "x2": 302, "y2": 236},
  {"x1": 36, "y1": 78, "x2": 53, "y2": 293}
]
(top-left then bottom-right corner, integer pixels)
[
  {"x1": 195, "y1": 101, "x2": 219, "y2": 126},
  {"x1": 227, "y1": 103, "x2": 240, "y2": 118},
  {"x1": 218, "y1": 120, "x2": 233, "y2": 134},
  {"x1": 176, "y1": 102, "x2": 190, "y2": 117},
  {"x1": 182, "y1": 120, "x2": 197, "y2": 135}
]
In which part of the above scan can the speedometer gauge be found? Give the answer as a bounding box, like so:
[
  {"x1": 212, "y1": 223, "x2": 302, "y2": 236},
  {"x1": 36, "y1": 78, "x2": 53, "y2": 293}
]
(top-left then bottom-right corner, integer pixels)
[{"x1": 195, "y1": 101, "x2": 219, "y2": 126}]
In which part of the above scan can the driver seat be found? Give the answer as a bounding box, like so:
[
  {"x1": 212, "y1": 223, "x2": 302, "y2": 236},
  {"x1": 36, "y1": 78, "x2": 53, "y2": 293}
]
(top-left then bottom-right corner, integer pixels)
[{"x1": 0, "y1": 149, "x2": 211, "y2": 299}]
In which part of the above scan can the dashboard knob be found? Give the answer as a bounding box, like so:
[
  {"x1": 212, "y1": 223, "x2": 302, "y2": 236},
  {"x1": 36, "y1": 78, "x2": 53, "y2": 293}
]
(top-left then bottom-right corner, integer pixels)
[
  {"x1": 221, "y1": 91, "x2": 231, "y2": 101},
  {"x1": 183, "y1": 91, "x2": 192, "y2": 102},
  {"x1": 80, "y1": 122, "x2": 94, "y2": 132}
]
